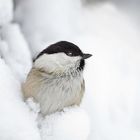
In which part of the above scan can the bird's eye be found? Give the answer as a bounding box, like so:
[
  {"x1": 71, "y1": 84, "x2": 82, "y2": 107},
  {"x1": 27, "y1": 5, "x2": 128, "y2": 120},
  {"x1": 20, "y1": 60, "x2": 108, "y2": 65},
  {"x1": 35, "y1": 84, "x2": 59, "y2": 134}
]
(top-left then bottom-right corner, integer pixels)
[{"x1": 66, "y1": 52, "x2": 73, "y2": 56}]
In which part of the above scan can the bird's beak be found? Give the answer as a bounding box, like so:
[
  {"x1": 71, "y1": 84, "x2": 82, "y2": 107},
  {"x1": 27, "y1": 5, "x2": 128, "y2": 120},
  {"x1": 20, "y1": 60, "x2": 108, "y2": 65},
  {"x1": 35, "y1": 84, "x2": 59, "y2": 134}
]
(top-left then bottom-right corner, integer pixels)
[{"x1": 82, "y1": 53, "x2": 92, "y2": 59}]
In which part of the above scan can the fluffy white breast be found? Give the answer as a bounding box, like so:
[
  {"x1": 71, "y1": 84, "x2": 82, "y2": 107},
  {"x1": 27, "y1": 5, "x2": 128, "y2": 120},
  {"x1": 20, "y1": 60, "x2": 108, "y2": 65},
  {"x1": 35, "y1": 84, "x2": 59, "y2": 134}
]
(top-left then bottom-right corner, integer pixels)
[{"x1": 35, "y1": 71, "x2": 84, "y2": 115}]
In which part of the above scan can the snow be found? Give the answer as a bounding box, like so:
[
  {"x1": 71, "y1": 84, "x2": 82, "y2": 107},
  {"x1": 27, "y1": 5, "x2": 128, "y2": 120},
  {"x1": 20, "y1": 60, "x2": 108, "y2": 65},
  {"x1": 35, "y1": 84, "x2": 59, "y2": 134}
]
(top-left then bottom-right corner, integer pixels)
[
  {"x1": 0, "y1": 59, "x2": 41, "y2": 140},
  {"x1": 0, "y1": 0, "x2": 140, "y2": 140},
  {"x1": 0, "y1": 0, "x2": 13, "y2": 25},
  {"x1": 40, "y1": 107, "x2": 90, "y2": 140},
  {"x1": 14, "y1": 0, "x2": 82, "y2": 57},
  {"x1": 0, "y1": 23, "x2": 32, "y2": 81},
  {"x1": 26, "y1": 98, "x2": 90, "y2": 140}
]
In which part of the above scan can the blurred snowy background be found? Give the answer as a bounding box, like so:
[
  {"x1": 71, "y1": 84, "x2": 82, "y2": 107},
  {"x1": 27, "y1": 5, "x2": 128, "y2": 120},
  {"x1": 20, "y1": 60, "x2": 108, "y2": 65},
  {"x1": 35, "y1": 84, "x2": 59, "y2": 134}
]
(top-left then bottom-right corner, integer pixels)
[{"x1": 0, "y1": 0, "x2": 140, "y2": 140}]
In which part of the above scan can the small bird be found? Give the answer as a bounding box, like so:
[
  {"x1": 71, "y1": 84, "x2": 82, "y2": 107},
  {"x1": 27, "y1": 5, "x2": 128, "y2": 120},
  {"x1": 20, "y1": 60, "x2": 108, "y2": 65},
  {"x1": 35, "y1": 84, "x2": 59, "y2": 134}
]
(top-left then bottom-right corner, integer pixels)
[{"x1": 23, "y1": 41, "x2": 92, "y2": 115}]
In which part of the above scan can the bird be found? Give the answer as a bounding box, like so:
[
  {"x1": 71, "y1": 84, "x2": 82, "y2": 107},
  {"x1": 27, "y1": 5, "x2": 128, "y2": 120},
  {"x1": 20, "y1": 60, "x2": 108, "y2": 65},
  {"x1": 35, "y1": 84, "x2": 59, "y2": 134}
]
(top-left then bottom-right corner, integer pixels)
[{"x1": 23, "y1": 41, "x2": 92, "y2": 116}]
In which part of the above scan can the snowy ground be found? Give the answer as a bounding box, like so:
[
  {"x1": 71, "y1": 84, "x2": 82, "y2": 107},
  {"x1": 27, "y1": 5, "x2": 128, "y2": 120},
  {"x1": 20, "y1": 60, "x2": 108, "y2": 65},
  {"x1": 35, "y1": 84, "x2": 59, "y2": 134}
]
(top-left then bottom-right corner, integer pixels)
[{"x1": 0, "y1": 0, "x2": 140, "y2": 140}]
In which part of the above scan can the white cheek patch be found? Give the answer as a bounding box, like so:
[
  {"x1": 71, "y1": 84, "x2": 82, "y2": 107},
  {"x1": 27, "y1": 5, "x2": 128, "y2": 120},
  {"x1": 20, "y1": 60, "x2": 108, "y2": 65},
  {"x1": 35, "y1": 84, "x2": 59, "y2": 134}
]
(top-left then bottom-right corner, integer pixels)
[{"x1": 34, "y1": 53, "x2": 81, "y2": 73}]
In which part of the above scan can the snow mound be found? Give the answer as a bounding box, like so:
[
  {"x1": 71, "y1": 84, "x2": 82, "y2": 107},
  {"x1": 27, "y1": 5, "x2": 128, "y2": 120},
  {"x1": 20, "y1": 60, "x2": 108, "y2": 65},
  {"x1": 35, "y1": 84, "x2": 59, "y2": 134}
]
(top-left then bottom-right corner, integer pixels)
[
  {"x1": 0, "y1": 59, "x2": 41, "y2": 140},
  {"x1": 0, "y1": 23, "x2": 32, "y2": 82},
  {"x1": 40, "y1": 107, "x2": 90, "y2": 140},
  {"x1": 26, "y1": 98, "x2": 90, "y2": 140}
]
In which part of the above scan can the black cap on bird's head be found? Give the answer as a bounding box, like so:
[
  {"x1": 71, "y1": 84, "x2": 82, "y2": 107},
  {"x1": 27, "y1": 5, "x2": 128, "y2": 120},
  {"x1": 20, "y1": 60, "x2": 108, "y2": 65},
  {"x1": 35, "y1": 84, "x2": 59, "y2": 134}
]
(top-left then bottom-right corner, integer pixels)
[{"x1": 34, "y1": 41, "x2": 92, "y2": 71}]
